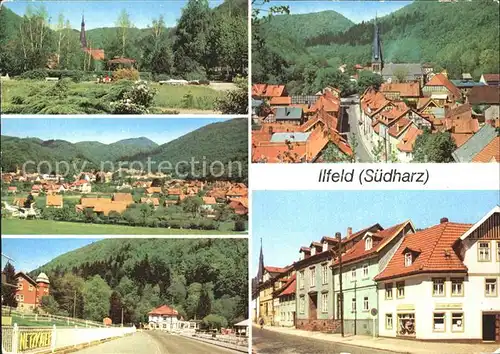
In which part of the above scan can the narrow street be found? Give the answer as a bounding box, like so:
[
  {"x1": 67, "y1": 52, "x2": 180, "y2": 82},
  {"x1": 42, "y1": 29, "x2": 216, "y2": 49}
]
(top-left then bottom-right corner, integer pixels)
[
  {"x1": 252, "y1": 328, "x2": 397, "y2": 354},
  {"x1": 74, "y1": 331, "x2": 240, "y2": 354},
  {"x1": 345, "y1": 101, "x2": 373, "y2": 162}
]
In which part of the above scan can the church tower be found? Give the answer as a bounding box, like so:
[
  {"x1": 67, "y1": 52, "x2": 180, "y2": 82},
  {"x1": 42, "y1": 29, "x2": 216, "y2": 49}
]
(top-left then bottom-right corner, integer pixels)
[
  {"x1": 80, "y1": 15, "x2": 87, "y2": 49},
  {"x1": 257, "y1": 238, "x2": 264, "y2": 283},
  {"x1": 371, "y1": 16, "x2": 383, "y2": 73}
]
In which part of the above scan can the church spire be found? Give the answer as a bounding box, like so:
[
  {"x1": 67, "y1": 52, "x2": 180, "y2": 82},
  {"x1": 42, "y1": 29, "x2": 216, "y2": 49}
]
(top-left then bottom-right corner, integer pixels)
[
  {"x1": 257, "y1": 238, "x2": 264, "y2": 283},
  {"x1": 80, "y1": 13, "x2": 87, "y2": 49},
  {"x1": 371, "y1": 13, "x2": 383, "y2": 73}
]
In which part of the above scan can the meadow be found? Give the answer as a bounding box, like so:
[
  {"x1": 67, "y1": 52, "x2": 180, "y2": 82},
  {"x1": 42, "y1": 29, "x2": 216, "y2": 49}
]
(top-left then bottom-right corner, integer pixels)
[
  {"x1": 0, "y1": 79, "x2": 225, "y2": 114},
  {"x1": 1, "y1": 218, "x2": 242, "y2": 235}
]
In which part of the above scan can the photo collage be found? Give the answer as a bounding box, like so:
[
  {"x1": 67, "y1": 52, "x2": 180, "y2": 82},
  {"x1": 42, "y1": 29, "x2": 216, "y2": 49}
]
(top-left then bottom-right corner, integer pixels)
[{"x1": 1, "y1": 1, "x2": 499, "y2": 353}]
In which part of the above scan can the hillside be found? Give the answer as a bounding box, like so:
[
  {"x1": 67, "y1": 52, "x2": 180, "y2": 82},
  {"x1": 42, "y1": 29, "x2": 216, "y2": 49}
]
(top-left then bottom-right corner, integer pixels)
[
  {"x1": 124, "y1": 118, "x2": 248, "y2": 182},
  {"x1": 253, "y1": 0, "x2": 499, "y2": 92},
  {"x1": 0, "y1": 136, "x2": 158, "y2": 173},
  {"x1": 261, "y1": 10, "x2": 354, "y2": 42},
  {"x1": 29, "y1": 238, "x2": 248, "y2": 325}
]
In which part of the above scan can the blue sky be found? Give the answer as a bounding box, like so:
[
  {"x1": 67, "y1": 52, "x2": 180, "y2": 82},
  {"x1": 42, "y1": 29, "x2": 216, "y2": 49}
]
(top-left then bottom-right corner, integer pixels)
[
  {"x1": 259, "y1": 1, "x2": 413, "y2": 23},
  {"x1": 1, "y1": 118, "x2": 227, "y2": 145},
  {"x1": 4, "y1": 0, "x2": 224, "y2": 30},
  {"x1": 1, "y1": 238, "x2": 100, "y2": 273},
  {"x1": 251, "y1": 191, "x2": 500, "y2": 275}
]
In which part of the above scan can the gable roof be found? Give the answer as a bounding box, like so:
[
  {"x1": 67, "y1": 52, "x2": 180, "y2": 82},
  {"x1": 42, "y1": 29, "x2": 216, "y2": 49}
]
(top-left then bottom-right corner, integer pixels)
[
  {"x1": 375, "y1": 222, "x2": 472, "y2": 281},
  {"x1": 397, "y1": 125, "x2": 423, "y2": 153},
  {"x1": 380, "y1": 82, "x2": 420, "y2": 97},
  {"x1": 278, "y1": 274, "x2": 296, "y2": 297},
  {"x1": 460, "y1": 206, "x2": 500, "y2": 240},
  {"x1": 482, "y1": 74, "x2": 500, "y2": 83},
  {"x1": 471, "y1": 136, "x2": 499, "y2": 162},
  {"x1": 15, "y1": 271, "x2": 37, "y2": 286},
  {"x1": 112, "y1": 193, "x2": 133, "y2": 203},
  {"x1": 265, "y1": 266, "x2": 288, "y2": 274},
  {"x1": 270, "y1": 96, "x2": 292, "y2": 106},
  {"x1": 148, "y1": 304, "x2": 178, "y2": 316},
  {"x1": 425, "y1": 73, "x2": 461, "y2": 99},
  {"x1": 46, "y1": 194, "x2": 63, "y2": 207},
  {"x1": 467, "y1": 86, "x2": 500, "y2": 105},
  {"x1": 452, "y1": 124, "x2": 498, "y2": 162},
  {"x1": 334, "y1": 221, "x2": 412, "y2": 266}
]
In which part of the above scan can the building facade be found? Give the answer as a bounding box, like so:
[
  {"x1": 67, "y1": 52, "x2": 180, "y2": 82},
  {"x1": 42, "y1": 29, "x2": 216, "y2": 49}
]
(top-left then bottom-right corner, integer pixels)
[
  {"x1": 148, "y1": 305, "x2": 180, "y2": 331},
  {"x1": 15, "y1": 272, "x2": 50, "y2": 311}
]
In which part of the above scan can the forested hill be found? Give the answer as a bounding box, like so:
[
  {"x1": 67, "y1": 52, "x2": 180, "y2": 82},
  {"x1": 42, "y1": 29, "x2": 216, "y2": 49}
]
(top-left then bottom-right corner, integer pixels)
[
  {"x1": 261, "y1": 10, "x2": 354, "y2": 42},
  {"x1": 29, "y1": 238, "x2": 248, "y2": 326},
  {"x1": 123, "y1": 118, "x2": 249, "y2": 182},
  {"x1": 304, "y1": 0, "x2": 499, "y2": 78},
  {"x1": 253, "y1": 0, "x2": 499, "y2": 94},
  {"x1": 0, "y1": 136, "x2": 158, "y2": 173}
]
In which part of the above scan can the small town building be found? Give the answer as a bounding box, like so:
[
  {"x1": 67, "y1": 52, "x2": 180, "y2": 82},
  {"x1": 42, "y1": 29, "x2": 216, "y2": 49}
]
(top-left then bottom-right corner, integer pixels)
[
  {"x1": 376, "y1": 208, "x2": 500, "y2": 342},
  {"x1": 15, "y1": 272, "x2": 50, "y2": 312},
  {"x1": 148, "y1": 305, "x2": 180, "y2": 331},
  {"x1": 479, "y1": 74, "x2": 500, "y2": 87},
  {"x1": 452, "y1": 123, "x2": 499, "y2": 163},
  {"x1": 46, "y1": 195, "x2": 63, "y2": 208}
]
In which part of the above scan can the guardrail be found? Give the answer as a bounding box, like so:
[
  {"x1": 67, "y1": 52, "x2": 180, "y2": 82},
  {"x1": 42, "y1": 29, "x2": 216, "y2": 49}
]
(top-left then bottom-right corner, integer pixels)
[{"x1": 1, "y1": 323, "x2": 136, "y2": 354}]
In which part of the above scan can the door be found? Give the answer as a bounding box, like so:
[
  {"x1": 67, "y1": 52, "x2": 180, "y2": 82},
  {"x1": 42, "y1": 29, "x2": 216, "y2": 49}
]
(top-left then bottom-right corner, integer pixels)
[
  {"x1": 309, "y1": 293, "x2": 318, "y2": 320},
  {"x1": 496, "y1": 314, "x2": 500, "y2": 342},
  {"x1": 482, "y1": 314, "x2": 496, "y2": 341}
]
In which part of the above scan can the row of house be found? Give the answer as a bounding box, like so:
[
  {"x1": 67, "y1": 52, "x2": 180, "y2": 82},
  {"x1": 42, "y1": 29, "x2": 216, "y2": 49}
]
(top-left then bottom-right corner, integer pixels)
[
  {"x1": 252, "y1": 86, "x2": 353, "y2": 162},
  {"x1": 254, "y1": 206, "x2": 500, "y2": 342},
  {"x1": 359, "y1": 73, "x2": 499, "y2": 162}
]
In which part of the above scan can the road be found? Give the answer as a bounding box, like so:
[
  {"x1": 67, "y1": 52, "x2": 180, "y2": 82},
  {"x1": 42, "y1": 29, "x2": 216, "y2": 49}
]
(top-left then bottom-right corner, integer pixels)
[
  {"x1": 346, "y1": 103, "x2": 373, "y2": 162},
  {"x1": 74, "y1": 331, "x2": 241, "y2": 354},
  {"x1": 253, "y1": 328, "x2": 398, "y2": 354}
]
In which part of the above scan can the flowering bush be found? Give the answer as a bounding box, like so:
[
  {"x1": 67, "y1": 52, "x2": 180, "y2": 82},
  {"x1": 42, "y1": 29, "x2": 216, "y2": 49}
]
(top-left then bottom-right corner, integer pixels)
[{"x1": 111, "y1": 80, "x2": 156, "y2": 114}]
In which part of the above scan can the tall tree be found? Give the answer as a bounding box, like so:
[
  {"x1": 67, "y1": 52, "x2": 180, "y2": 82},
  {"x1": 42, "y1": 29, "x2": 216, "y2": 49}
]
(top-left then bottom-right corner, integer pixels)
[
  {"x1": 115, "y1": 9, "x2": 133, "y2": 57},
  {"x1": 1, "y1": 262, "x2": 18, "y2": 311},
  {"x1": 83, "y1": 275, "x2": 112, "y2": 322}
]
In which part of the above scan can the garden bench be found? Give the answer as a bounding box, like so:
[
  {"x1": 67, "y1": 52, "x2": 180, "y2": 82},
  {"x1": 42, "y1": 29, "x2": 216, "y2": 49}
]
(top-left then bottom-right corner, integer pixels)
[{"x1": 45, "y1": 77, "x2": 59, "y2": 82}]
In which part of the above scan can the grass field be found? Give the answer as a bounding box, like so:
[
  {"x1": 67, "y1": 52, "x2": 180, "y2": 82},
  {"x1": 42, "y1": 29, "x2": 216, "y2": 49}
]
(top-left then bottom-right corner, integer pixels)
[
  {"x1": 1, "y1": 218, "x2": 244, "y2": 235},
  {"x1": 1, "y1": 80, "x2": 224, "y2": 114}
]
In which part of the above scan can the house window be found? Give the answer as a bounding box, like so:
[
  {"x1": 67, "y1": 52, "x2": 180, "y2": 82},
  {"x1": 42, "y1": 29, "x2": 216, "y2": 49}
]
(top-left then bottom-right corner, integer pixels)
[
  {"x1": 404, "y1": 253, "x2": 412, "y2": 267},
  {"x1": 18, "y1": 294, "x2": 24, "y2": 302},
  {"x1": 363, "y1": 297, "x2": 369, "y2": 311},
  {"x1": 310, "y1": 267, "x2": 316, "y2": 288},
  {"x1": 363, "y1": 264, "x2": 369, "y2": 278},
  {"x1": 432, "y1": 278, "x2": 445, "y2": 296},
  {"x1": 351, "y1": 267, "x2": 356, "y2": 281},
  {"x1": 451, "y1": 313, "x2": 464, "y2": 332},
  {"x1": 451, "y1": 278, "x2": 464, "y2": 296},
  {"x1": 478, "y1": 242, "x2": 491, "y2": 261},
  {"x1": 299, "y1": 271, "x2": 304, "y2": 289},
  {"x1": 322, "y1": 264, "x2": 328, "y2": 285},
  {"x1": 18, "y1": 282, "x2": 23, "y2": 290},
  {"x1": 485, "y1": 278, "x2": 497, "y2": 296},
  {"x1": 385, "y1": 283, "x2": 393, "y2": 300},
  {"x1": 396, "y1": 281, "x2": 405, "y2": 298},
  {"x1": 497, "y1": 241, "x2": 500, "y2": 262},
  {"x1": 321, "y1": 293, "x2": 328, "y2": 313},
  {"x1": 299, "y1": 296, "x2": 305, "y2": 314},
  {"x1": 433, "y1": 313, "x2": 446, "y2": 332},
  {"x1": 365, "y1": 237, "x2": 373, "y2": 250},
  {"x1": 28, "y1": 285, "x2": 34, "y2": 291},
  {"x1": 351, "y1": 297, "x2": 356, "y2": 312},
  {"x1": 397, "y1": 313, "x2": 415, "y2": 336},
  {"x1": 385, "y1": 314, "x2": 393, "y2": 330}
]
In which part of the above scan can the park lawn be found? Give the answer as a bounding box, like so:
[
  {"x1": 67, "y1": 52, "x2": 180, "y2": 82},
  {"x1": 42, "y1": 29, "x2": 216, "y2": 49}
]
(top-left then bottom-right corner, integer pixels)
[
  {"x1": 1, "y1": 218, "x2": 245, "y2": 235},
  {"x1": 9, "y1": 314, "x2": 75, "y2": 328},
  {"x1": 1, "y1": 80, "x2": 223, "y2": 114}
]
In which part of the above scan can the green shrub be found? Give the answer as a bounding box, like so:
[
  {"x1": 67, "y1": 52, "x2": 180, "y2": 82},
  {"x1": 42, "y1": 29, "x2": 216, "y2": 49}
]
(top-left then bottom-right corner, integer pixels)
[
  {"x1": 46, "y1": 70, "x2": 84, "y2": 83},
  {"x1": 153, "y1": 73, "x2": 171, "y2": 82},
  {"x1": 234, "y1": 220, "x2": 246, "y2": 232},
  {"x1": 139, "y1": 72, "x2": 153, "y2": 81},
  {"x1": 11, "y1": 96, "x2": 24, "y2": 105},
  {"x1": 113, "y1": 68, "x2": 140, "y2": 81},
  {"x1": 20, "y1": 69, "x2": 48, "y2": 80},
  {"x1": 184, "y1": 67, "x2": 207, "y2": 81}
]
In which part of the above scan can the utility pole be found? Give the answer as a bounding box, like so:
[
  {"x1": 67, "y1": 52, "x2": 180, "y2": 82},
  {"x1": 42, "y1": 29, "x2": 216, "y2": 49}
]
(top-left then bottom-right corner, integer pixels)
[{"x1": 336, "y1": 232, "x2": 344, "y2": 337}]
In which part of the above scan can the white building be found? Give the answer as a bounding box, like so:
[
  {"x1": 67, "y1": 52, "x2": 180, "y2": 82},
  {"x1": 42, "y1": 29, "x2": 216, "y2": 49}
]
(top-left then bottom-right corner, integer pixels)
[
  {"x1": 376, "y1": 208, "x2": 500, "y2": 342},
  {"x1": 148, "y1": 305, "x2": 180, "y2": 331}
]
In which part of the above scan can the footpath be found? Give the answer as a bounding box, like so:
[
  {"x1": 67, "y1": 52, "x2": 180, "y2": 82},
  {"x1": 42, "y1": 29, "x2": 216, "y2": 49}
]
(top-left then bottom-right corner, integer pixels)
[{"x1": 254, "y1": 325, "x2": 500, "y2": 354}]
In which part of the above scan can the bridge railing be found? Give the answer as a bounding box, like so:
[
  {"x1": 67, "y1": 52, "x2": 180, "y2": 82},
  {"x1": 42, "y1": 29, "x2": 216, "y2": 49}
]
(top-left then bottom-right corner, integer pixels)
[{"x1": 1, "y1": 323, "x2": 136, "y2": 354}]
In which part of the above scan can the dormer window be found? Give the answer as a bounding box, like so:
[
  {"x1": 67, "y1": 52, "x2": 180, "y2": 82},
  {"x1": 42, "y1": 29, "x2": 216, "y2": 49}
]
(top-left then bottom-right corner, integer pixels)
[
  {"x1": 311, "y1": 247, "x2": 316, "y2": 256},
  {"x1": 322, "y1": 242, "x2": 328, "y2": 252},
  {"x1": 365, "y1": 237, "x2": 373, "y2": 251},
  {"x1": 404, "y1": 252, "x2": 412, "y2": 267}
]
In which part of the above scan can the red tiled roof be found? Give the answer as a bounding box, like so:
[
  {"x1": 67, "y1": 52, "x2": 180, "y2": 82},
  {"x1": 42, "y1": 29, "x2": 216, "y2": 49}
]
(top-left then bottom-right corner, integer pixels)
[
  {"x1": 269, "y1": 96, "x2": 292, "y2": 106},
  {"x1": 425, "y1": 73, "x2": 461, "y2": 99},
  {"x1": 84, "y1": 48, "x2": 105, "y2": 61},
  {"x1": 451, "y1": 133, "x2": 473, "y2": 148},
  {"x1": 397, "y1": 125, "x2": 423, "y2": 153},
  {"x1": 343, "y1": 223, "x2": 384, "y2": 244},
  {"x1": 482, "y1": 74, "x2": 500, "y2": 82},
  {"x1": 472, "y1": 136, "x2": 500, "y2": 162},
  {"x1": 334, "y1": 221, "x2": 411, "y2": 266},
  {"x1": 467, "y1": 86, "x2": 500, "y2": 105},
  {"x1": 380, "y1": 82, "x2": 420, "y2": 97},
  {"x1": 278, "y1": 274, "x2": 296, "y2": 297},
  {"x1": 252, "y1": 84, "x2": 286, "y2": 97},
  {"x1": 388, "y1": 117, "x2": 412, "y2": 138},
  {"x1": 309, "y1": 92, "x2": 340, "y2": 113},
  {"x1": 202, "y1": 196, "x2": 216, "y2": 205},
  {"x1": 375, "y1": 222, "x2": 472, "y2": 281},
  {"x1": 265, "y1": 266, "x2": 288, "y2": 274},
  {"x1": 148, "y1": 304, "x2": 178, "y2": 316}
]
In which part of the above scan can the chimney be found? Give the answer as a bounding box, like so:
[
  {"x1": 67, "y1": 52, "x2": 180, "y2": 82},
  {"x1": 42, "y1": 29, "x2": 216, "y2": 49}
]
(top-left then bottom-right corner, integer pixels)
[
  {"x1": 347, "y1": 227, "x2": 352, "y2": 238},
  {"x1": 335, "y1": 232, "x2": 341, "y2": 241},
  {"x1": 440, "y1": 217, "x2": 449, "y2": 224}
]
